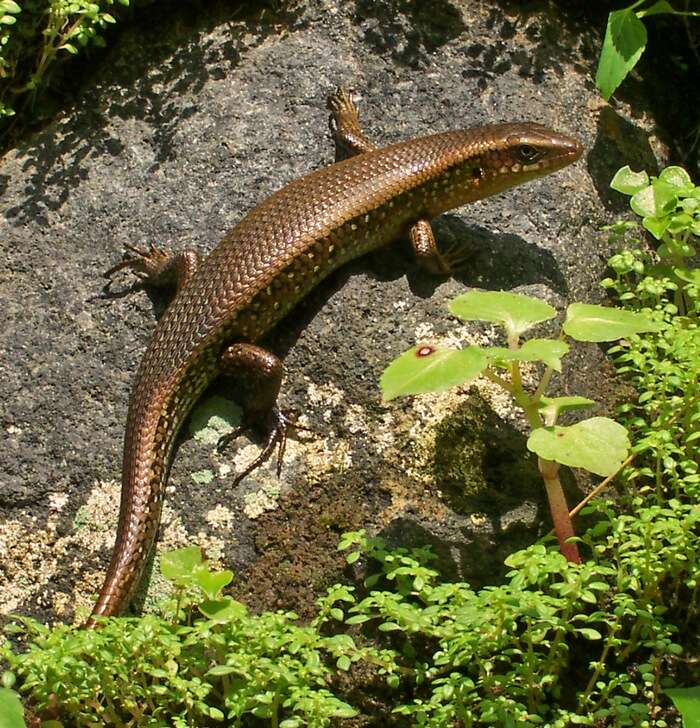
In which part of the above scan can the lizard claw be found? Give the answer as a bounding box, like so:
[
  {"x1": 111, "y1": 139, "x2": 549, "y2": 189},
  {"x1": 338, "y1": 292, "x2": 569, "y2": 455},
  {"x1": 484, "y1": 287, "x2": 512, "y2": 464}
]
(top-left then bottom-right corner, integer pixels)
[
  {"x1": 103, "y1": 244, "x2": 172, "y2": 283},
  {"x1": 439, "y1": 241, "x2": 472, "y2": 275},
  {"x1": 217, "y1": 408, "x2": 308, "y2": 485}
]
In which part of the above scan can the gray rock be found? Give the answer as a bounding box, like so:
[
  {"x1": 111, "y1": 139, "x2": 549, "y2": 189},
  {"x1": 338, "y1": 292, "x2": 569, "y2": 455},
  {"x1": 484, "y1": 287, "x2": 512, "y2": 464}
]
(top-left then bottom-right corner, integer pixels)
[{"x1": 0, "y1": 0, "x2": 663, "y2": 623}]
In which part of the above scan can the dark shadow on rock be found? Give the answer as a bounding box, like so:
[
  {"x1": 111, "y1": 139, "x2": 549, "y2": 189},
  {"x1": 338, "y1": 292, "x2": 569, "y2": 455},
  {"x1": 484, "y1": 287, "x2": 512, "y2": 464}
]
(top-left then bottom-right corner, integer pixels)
[
  {"x1": 431, "y1": 393, "x2": 582, "y2": 587},
  {"x1": 587, "y1": 107, "x2": 659, "y2": 212},
  {"x1": 460, "y1": 1, "x2": 602, "y2": 90},
  {"x1": 354, "y1": 0, "x2": 466, "y2": 68},
  {"x1": 400, "y1": 216, "x2": 568, "y2": 298},
  {"x1": 3, "y1": 2, "x2": 303, "y2": 227},
  {"x1": 378, "y1": 518, "x2": 461, "y2": 582}
]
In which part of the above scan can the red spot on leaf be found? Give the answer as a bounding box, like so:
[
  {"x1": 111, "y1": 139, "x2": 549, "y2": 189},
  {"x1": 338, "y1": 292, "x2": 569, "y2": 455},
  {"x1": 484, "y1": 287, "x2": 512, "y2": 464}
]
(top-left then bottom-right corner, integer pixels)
[{"x1": 416, "y1": 345, "x2": 436, "y2": 357}]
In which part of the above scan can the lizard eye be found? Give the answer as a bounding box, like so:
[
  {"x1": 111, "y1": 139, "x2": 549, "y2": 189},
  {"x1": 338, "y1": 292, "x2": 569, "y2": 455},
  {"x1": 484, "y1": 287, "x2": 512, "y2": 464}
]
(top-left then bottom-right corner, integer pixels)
[{"x1": 517, "y1": 145, "x2": 542, "y2": 164}]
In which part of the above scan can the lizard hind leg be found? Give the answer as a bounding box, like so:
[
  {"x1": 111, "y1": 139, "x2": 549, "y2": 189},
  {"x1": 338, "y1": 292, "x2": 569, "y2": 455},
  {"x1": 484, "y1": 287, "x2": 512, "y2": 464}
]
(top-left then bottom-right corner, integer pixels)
[
  {"x1": 327, "y1": 87, "x2": 378, "y2": 160},
  {"x1": 216, "y1": 342, "x2": 300, "y2": 485}
]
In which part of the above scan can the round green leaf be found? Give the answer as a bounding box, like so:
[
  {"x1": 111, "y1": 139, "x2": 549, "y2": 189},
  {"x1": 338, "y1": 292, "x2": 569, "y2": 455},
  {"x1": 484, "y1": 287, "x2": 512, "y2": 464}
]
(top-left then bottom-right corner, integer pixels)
[
  {"x1": 630, "y1": 180, "x2": 677, "y2": 219},
  {"x1": 449, "y1": 291, "x2": 556, "y2": 338},
  {"x1": 381, "y1": 345, "x2": 487, "y2": 401},
  {"x1": 658, "y1": 166, "x2": 693, "y2": 193},
  {"x1": 199, "y1": 597, "x2": 247, "y2": 623},
  {"x1": 0, "y1": 688, "x2": 25, "y2": 728},
  {"x1": 563, "y1": 303, "x2": 662, "y2": 342},
  {"x1": 527, "y1": 417, "x2": 630, "y2": 477},
  {"x1": 610, "y1": 165, "x2": 649, "y2": 196},
  {"x1": 160, "y1": 546, "x2": 203, "y2": 582}
]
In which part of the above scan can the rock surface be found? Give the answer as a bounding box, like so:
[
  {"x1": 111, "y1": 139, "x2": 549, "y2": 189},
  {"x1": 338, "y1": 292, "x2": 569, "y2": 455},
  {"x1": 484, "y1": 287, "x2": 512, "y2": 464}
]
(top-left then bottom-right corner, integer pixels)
[{"x1": 0, "y1": 0, "x2": 666, "y2": 624}]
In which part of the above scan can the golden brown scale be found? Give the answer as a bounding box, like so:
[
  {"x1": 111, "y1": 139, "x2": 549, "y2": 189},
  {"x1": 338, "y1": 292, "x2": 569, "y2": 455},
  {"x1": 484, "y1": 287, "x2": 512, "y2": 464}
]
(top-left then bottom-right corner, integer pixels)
[{"x1": 88, "y1": 89, "x2": 582, "y2": 626}]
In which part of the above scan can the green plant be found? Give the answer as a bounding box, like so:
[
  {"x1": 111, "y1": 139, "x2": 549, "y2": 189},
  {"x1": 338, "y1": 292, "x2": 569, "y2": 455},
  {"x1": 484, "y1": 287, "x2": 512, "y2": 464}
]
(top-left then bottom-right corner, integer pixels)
[
  {"x1": 595, "y1": 1, "x2": 700, "y2": 101},
  {"x1": 380, "y1": 290, "x2": 660, "y2": 563},
  {"x1": 0, "y1": 0, "x2": 128, "y2": 126},
  {"x1": 0, "y1": 681, "x2": 25, "y2": 728},
  {"x1": 2, "y1": 545, "x2": 394, "y2": 727}
]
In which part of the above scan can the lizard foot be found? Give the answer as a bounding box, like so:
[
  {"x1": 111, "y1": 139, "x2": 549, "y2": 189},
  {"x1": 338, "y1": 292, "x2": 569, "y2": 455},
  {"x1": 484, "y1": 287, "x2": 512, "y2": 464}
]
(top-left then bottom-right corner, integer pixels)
[
  {"x1": 438, "y1": 241, "x2": 473, "y2": 275},
  {"x1": 104, "y1": 243, "x2": 174, "y2": 285},
  {"x1": 217, "y1": 407, "x2": 307, "y2": 485}
]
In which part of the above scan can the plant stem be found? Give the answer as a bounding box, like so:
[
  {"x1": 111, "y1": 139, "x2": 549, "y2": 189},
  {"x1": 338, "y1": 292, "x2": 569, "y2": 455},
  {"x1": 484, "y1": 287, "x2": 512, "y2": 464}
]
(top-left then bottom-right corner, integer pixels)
[{"x1": 538, "y1": 457, "x2": 581, "y2": 564}]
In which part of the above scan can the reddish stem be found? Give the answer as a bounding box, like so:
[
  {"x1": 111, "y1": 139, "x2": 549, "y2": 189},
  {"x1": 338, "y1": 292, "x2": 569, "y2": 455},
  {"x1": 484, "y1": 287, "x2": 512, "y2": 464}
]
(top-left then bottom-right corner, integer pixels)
[{"x1": 538, "y1": 458, "x2": 581, "y2": 564}]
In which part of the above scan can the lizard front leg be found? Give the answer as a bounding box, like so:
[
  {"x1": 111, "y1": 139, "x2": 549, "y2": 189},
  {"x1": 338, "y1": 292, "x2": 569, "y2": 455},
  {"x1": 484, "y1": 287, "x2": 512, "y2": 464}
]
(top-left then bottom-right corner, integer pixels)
[{"x1": 328, "y1": 88, "x2": 456, "y2": 275}]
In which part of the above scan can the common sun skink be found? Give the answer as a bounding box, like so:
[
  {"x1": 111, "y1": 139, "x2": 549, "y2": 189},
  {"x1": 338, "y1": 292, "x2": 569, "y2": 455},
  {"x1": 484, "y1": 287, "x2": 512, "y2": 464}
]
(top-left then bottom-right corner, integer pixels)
[{"x1": 86, "y1": 88, "x2": 582, "y2": 626}]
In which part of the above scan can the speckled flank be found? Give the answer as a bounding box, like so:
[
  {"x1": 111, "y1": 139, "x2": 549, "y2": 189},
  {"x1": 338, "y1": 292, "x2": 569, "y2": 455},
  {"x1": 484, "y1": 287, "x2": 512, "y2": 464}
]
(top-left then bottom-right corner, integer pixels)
[{"x1": 87, "y1": 101, "x2": 581, "y2": 626}]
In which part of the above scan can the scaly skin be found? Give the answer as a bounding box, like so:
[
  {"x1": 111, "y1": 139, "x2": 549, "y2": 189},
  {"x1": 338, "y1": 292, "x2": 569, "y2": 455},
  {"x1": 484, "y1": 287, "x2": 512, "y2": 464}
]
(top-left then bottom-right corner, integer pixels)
[{"x1": 86, "y1": 89, "x2": 582, "y2": 626}]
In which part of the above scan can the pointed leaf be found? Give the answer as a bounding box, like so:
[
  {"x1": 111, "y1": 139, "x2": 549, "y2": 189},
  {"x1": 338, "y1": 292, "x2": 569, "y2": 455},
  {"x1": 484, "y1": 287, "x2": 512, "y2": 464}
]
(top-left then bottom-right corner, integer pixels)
[
  {"x1": 488, "y1": 339, "x2": 569, "y2": 372},
  {"x1": 527, "y1": 417, "x2": 630, "y2": 477},
  {"x1": 610, "y1": 166, "x2": 649, "y2": 196},
  {"x1": 595, "y1": 9, "x2": 647, "y2": 100},
  {"x1": 381, "y1": 345, "x2": 487, "y2": 401},
  {"x1": 563, "y1": 304, "x2": 662, "y2": 342},
  {"x1": 160, "y1": 546, "x2": 203, "y2": 582},
  {"x1": 449, "y1": 291, "x2": 556, "y2": 338}
]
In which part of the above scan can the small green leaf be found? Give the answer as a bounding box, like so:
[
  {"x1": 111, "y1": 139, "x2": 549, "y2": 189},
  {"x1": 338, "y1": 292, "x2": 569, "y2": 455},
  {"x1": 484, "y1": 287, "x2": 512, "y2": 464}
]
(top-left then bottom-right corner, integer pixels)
[
  {"x1": 194, "y1": 569, "x2": 234, "y2": 600},
  {"x1": 488, "y1": 339, "x2": 569, "y2": 372},
  {"x1": 595, "y1": 8, "x2": 647, "y2": 100},
  {"x1": 0, "y1": 688, "x2": 25, "y2": 728},
  {"x1": 199, "y1": 597, "x2": 247, "y2": 623},
  {"x1": 58, "y1": 42, "x2": 78, "y2": 54},
  {"x1": 0, "y1": 0, "x2": 21, "y2": 13},
  {"x1": 449, "y1": 291, "x2": 556, "y2": 338},
  {"x1": 337, "y1": 655, "x2": 351, "y2": 671},
  {"x1": 160, "y1": 546, "x2": 203, "y2": 582},
  {"x1": 380, "y1": 345, "x2": 487, "y2": 401},
  {"x1": 675, "y1": 268, "x2": 700, "y2": 285},
  {"x1": 538, "y1": 396, "x2": 595, "y2": 425},
  {"x1": 630, "y1": 181, "x2": 677, "y2": 219},
  {"x1": 659, "y1": 166, "x2": 693, "y2": 192},
  {"x1": 610, "y1": 166, "x2": 649, "y2": 195},
  {"x1": 577, "y1": 627, "x2": 602, "y2": 640},
  {"x1": 527, "y1": 417, "x2": 630, "y2": 477},
  {"x1": 563, "y1": 303, "x2": 662, "y2": 342},
  {"x1": 642, "y1": 214, "x2": 670, "y2": 240},
  {"x1": 665, "y1": 686, "x2": 700, "y2": 728}
]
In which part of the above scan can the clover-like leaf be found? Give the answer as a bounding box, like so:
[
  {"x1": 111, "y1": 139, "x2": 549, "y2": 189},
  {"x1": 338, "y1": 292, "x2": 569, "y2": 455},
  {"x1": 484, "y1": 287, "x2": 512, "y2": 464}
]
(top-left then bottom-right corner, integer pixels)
[
  {"x1": 194, "y1": 569, "x2": 234, "y2": 601},
  {"x1": 527, "y1": 417, "x2": 630, "y2": 477},
  {"x1": 381, "y1": 345, "x2": 487, "y2": 401},
  {"x1": 449, "y1": 291, "x2": 556, "y2": 338},
  {"x1": 563, "y1": 304, "x2": 662, "y2": 342}
]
